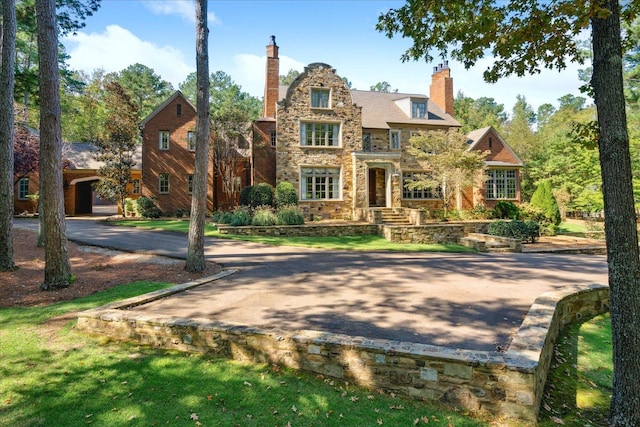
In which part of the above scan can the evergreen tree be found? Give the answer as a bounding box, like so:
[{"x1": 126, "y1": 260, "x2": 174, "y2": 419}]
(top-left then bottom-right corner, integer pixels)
[{"x1": 530, "y1": 180, "x2": 561, "y2": 225}]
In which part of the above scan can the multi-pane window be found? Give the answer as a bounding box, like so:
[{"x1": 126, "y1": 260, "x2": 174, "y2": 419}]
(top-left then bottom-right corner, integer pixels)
[
  {"x1": 300, "y1": 122, "x2": 340, "y2": 147},
  {"x1": 389, "y1": 130, "x2": 401, "y2": 149},
  {"x1": 402, "y1": 172, "x2": 438, "y2": 199},
  {"x1": 187, "y1": 131, "x2": 196, "y2": 151},
  {"x1": 18, "y1": 177, "x2": 29, "y2": 200},
  {"x1": 132, "y1": 179, "x2": 140, "y2": 195},
  {"x1": 412, "y1": 101, "x2": 427, "y2": 118},
  {"x1": 270, "y1": 131, "x2": 277, "y2": 147},
  {"x1": 159, "y1": 131, "x2": 170, "y2": 150},
  {"x1": 362, "y1": 133, "x2": 372, "y2": 152},
  {"x1": 311, "y1": 88, "x2": 330, "y2": 108},
  {"x1": 187, "y1": 174, "x2": 194, "y2": 194},
  {"x1": 301, "y1": 167, "x2": 340, "y2": 200},
  {"x1": 159, "y1": 173, "x2": 170, "y2": 194},
  {"x1": 485, "y1": 169, "x2": 517, "y2": 199}
]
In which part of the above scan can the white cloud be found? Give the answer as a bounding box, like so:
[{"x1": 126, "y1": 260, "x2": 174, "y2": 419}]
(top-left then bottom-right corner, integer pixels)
[
  {"x1": 63, "y1": 25, "x2": 194, "y2": 88},
  {"x1": 142, "y1": 0, "x2": 218, "y2": 25}
]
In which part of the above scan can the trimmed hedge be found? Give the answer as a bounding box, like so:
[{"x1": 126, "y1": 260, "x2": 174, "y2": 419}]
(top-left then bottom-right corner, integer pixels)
[{"x1": 488, "y1": 220, "x2": 540, "y2": 243}]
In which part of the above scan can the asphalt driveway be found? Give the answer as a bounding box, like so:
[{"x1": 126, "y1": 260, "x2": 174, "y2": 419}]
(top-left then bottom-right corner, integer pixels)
[{"x1": 14, "y1": 217, "x2": 610, "y2": 351}]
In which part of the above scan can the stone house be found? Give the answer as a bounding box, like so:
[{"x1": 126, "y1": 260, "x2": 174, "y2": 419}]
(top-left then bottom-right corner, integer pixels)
[
  {"x1": 139, "y1": 91, "x2": 251, "y2": 215},
  {"x1": 253, "y1": 37, "x2": 523, "y2": 220}
]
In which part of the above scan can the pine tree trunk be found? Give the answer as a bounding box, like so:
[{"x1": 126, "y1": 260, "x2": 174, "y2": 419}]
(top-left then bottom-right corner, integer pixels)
[
  {"x1": 0, "y1": 0, "x2": 17, "y2": 271},
  {"x1": 36, "y1": 0, "x2": 71, "y2": 290},
  {"x1": 185, "y1": 0, "x2": 210, "y2": 273},
  {"x1": 592, "y1": 1, "x2": 640, "y2": 424}
]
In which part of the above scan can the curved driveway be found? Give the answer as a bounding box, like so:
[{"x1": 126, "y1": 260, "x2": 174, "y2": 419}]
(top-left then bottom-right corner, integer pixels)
[{"x1": 14, "y1": 218, "x2": 609, "y2": 351}]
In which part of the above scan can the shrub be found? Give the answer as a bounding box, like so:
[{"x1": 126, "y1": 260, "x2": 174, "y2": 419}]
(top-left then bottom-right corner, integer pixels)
[
  {"x1": 488, "y1": 219, "x2": 540, "y2": 243},
  {"x1": 252, "y1": 206, "x2": 278, "y2": 226},
  {"x1": 124, "y1": 198, "x2": 136, "y2": 216},
  {"x1": 276, "y1": 205, "x2": 305, "y2": 225},
  {"x1": 174, "y1": 208, "x2": 187, "y2": 218},
  {"x1": 530, "y1": 180, "x2": 561, "y2": 225},
  {"x1": 212, "y1": 210, "x2": 234, "y2": 224},
  {"x1": 230, "y1": 205, "x2": 252, "y2": 226},
  {"x1": 492, "y1": 201, "x2": 520, "y2": 219},
  {"x1": 249, "y1": 183, "x2": 274, "y2": 207},
  {"x1": 239, "y1": 185, "x2": 252, "y2": 206},
  {"x1": 135, "y1": 196, "x2": 161, "y2": 218},
  {"x1": 468, "y1": 204, "x2": 492, "y2": 219},
  {"x1": 274, "y1": 181, "x2": 298, "y2": 208}
]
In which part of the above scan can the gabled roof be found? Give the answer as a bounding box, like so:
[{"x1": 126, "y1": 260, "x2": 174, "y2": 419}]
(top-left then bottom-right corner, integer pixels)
[
  {"x1": 276, "y1": 85, "x2": 460, "y2": 129},
  {"x1": 65, "y1": 142, "x2": 142, "y2": 170},
  {"x1": 467, "y1": 126, "x2": 524, "y2": 166},
  {"x1": 139, "y1": 90, "x2": 196, "y2": 127}
]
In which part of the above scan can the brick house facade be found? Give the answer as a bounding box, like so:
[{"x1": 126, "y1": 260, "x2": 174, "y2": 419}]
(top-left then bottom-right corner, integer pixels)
[
  {"x1": 252, "y1": 37, "x2": 523, "y2": 220},
  {"x1": 139, "y1": 91, "x2": 251, "y2": 215}
]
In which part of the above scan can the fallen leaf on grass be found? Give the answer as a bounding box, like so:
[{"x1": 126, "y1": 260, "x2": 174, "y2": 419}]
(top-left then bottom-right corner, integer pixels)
[
  {"x1": 190, "y1": 413, "x2": 199, "y2": 421},
  {"x1": 550, "y1": 416, "x2": 565, "y2": 424},
  {"x1": 243, "y1": 381, "x2": 253, "y2": 387}
]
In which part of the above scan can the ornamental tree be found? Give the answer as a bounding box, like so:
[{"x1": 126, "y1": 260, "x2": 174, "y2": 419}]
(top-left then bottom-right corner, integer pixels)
[{"x1": 378, "y1": 1, "x2": 640, "y2": 424}]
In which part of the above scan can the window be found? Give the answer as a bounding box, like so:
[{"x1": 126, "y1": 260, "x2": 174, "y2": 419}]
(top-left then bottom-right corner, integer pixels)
[
  {"x1": 159, "y1": 131, "x2": 170, "y2": 150},
  {"x1": 301, "y1": 167, "x2": 340, "y2": 200},
  {"x1": 311, "y1": 88, "x2": 330, "y2": 108},
  {"x1": 412, "y1": 101, "x2": 427, "y2": 118},
  {"x1": 485, "y1": 169, "x2": 517, "y2": 199},
  {"x1": 402, "y1": 172, "x2": 439, "y2": 199},
  {"x1": 177, "y1": 103, "x2": 182, "y2": 116},
  {"x1": 18, "y1": 177, "x2": 29, "y2": 200},
  {"x1": 270, "y1": 131, "x2": 277, "y2": 147},
  {"x1": 389, "y1": 130, "x2": 401, "y2": 149},
  {"x1": 300, "y1": 122, "x2": 340, "y2": 147},
  {"x1": 362, "y1": 133, "x2": 371, "y2": 152},
  {"x1": 187, "y1": 174, "x2": 193, "y2": 194},
  {"x1": 159, "y1": 173, "x2": 170, "y2": 194},
  {"x1": 187, "y1": 131, "x2": 196, "y2": 151},
  {"x1": 132, "y1": 179, "x2": 140, "y2": 195}
]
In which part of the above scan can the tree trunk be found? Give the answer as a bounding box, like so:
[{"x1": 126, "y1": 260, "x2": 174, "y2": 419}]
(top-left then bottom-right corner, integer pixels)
[
  {"x1": 36, "y1": 0, "x2": 71, "y2": 290},
  {"x1": 185, "y1": 0, "x2": 210, "y2": 273},
  {"x1": 592, "y1": 1, "x2": 640, "y2": 424},
  {"x1": 0, "y1": 0, "x2": 17, "y2": 271}
]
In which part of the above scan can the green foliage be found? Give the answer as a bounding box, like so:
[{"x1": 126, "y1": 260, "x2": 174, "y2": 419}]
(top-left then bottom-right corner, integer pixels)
[
  {"x1": 111, "y1": 63, "x2": 174, "y2": 120},
  {"x1": 229, "y1": 205, "x2": 252, "y2": 226},
  {"x1": 274, "y1": 181, "x2": 298, "y2": 208},
  {"x1": 239, "y1": 185, "x2": 252, "y2": 206},
  {"x1": 211, "y1": 210, "x2": 234, "y2": 224},
  {"x1": 530, "y1": 180, "x2": 562, "y2": 225},
  {"x1": 249, "y1": 183, "x2": 274, "y2": 207},
  {"x1": 174, "y1": 208, "x2": 187, "y2": 218},
  {"x1": 135, "y1": 196, "x2": 161, "y2": 219},
  {"x1": 251, "y1": 206, "x2": 277, "y2": 226},
  {"x1": 488, "y1": 219, "x2": 540, "y2": 243},
  {"x1": 492, "y1": 201, "x2": 521, "y2": 219},
  {"x1": 276, "y1": 205, "x2": 305, "y2": 225},
  {"x1": 124, "y1": 198, "x2": 135, "y2": 216},
  {"x1": 453, "y1": 92, "x2": 507, "y2": 134}
]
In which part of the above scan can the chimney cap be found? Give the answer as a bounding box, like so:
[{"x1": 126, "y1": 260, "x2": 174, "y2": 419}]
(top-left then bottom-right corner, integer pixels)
[{"x1": 269, "y1": 35, "x2": 277, "y2": 46}]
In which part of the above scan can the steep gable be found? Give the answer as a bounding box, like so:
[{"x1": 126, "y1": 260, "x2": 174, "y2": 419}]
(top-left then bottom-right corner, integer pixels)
[{"x1": 468, "y1": 126, "x2": 523, "y2": 166}]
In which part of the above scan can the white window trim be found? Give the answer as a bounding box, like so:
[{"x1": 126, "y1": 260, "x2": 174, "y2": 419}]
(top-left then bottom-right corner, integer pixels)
[
  {"x1": 159, "y1": 173, "x2": 170, "y2": 194},
  {"x1": 159, "y1": 131, "x2": 170, "y2": 150},
  {"x1": 187, "y1": 131, "x2": 196, "y2": 151},
  {"x1": 411, "y1": 100, "x2": 427, "y2": 118},
  {"x1": 310, "y1": 87, "x2": 331, "y2": 109},
  {"x1": 299, "y1": 121, "x2": 342, "y2": 148},
  {"x1": 299, "y1": 165, "x2": 342, "y2": 201},
  {"x1": 402, "y1": 171, "x2": 439, "y2": 200},
  {"x1": 485, "y1": 169, "x2": 518, "y2": 200}
]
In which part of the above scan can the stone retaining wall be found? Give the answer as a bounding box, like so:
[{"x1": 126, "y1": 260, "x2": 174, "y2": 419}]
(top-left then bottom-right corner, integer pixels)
[
  {"x1": 381, "y1": 222, "x2": 491, "y2": 244},
  {"x1": 77, "y1": 274, "x2": 609, "y2": 422},
  {"x1": 218, "y1": 223, "x2": 379, "y2": 237}
]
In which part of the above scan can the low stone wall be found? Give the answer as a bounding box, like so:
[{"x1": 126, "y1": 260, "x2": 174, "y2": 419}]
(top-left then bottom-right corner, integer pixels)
[
  {"x1": 218, "y1": 223, "x2": 379, "y2": 237},
  {"x1": 77, "y1": 275, "x2": 609, "y2": 422},
  {"x1": 381, "y1": 222, "x2": 491, "y2": 244}
]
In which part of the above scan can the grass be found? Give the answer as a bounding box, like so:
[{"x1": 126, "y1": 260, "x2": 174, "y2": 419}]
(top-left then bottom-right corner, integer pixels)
[
  {"x1": 111, "y1": 219, "x2": 476, "y2": 253},
  {"x1": 538, "y1": 313, "x2": 612, "y2": 426},
  {"x1": 0, "y1": 281, "x2": 485, "y2": 427},
  {"x1": 557, "y1": 221, "x2": 589, "y2": 234}
]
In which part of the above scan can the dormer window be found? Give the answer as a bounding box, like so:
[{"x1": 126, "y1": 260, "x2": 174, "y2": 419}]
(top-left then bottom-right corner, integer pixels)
[
  {"x1": 412, "y1": 101, "x2": 427, "y2": 118},
  {"x1": 311, "y1": 88, "x2": 330, "y2": 109}
]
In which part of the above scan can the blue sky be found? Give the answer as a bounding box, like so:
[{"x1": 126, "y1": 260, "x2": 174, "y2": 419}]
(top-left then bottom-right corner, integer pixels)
[{"x1": 62, "y1": 0, "x2": 589, "y2": 115}]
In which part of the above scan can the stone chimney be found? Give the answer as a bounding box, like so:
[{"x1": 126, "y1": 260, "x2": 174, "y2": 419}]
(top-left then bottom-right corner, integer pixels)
[
  {"x1": 263, "y1": 35, "x2": 279, "y2": 118},
  {"x1": 429, "y1": 61, "x2": 454, "y2": 117}
]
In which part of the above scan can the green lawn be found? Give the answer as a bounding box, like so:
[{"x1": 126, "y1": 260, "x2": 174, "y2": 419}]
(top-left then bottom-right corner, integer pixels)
[
  {"x1": 111, "y1": 219, "x2": 476, "y2": 253},
  {"x1": 0, "y1": 282, "x2": 485, "y2": 427}
]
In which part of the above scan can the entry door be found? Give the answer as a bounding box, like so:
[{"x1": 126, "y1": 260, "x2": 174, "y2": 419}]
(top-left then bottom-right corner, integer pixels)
[{"x1": 368, "y1": 169, "x2": 377, "y2": 206}]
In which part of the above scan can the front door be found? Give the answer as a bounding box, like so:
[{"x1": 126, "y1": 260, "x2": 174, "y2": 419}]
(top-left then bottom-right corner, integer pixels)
[
  {"x1": 368, "y1": 169, "x2": 377, "y2": 206},
  {"x1": 368, "y1": 168, "x2": 386, "y2": 207}
]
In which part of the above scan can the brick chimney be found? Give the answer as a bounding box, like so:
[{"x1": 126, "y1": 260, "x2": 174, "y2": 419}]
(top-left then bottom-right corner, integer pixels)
[
  {"x1": 263, "y1": 35, "x2": 279, "y2": 119},
  {"x1": 429, "y1": 61, "x2": 454, "y2": 116}
]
